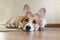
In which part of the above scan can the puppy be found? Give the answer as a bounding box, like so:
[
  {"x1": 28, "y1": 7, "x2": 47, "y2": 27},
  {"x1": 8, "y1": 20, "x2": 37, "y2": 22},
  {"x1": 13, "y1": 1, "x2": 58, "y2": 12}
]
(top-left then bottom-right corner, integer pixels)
[
  {"x1": 2, "y1": 4, "x2": 47, "y2": 31},
  {"x1": 21, "y1": 4, "x2": 47, "y2": 31}
]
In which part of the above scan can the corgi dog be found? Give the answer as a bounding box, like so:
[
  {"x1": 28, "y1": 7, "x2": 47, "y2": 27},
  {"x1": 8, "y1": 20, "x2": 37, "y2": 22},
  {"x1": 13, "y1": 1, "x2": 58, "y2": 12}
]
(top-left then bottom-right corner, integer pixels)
[
  {"x1": 22, "y1": 4, "x2": 47, "y2": 31},
  {"x1": 3, "y1": 4, "x2": 47, "y2": 31}
]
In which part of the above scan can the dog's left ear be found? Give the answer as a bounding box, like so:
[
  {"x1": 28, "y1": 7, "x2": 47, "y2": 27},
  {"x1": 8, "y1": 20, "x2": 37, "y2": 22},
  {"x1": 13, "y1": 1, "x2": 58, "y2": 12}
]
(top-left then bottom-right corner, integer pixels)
[
  {"x1": 23, "y1": 4, "x2": 31, "y2": 16},
  {"x1": 36, "y1": 8, "x2": 46, "y2": 18}
]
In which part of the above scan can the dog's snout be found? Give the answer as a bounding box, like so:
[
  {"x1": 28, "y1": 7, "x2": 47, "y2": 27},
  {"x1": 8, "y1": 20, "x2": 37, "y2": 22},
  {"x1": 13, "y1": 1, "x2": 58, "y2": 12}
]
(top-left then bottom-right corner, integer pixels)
[{"x1": 26, "y1": 25, "x2": 31, "y2": 30}]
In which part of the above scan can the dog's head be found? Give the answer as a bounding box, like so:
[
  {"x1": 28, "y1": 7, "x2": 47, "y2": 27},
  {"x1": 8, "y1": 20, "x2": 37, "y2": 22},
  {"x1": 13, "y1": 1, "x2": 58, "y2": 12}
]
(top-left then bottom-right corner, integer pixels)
[{"x1": 21, "y1": 4, "x2": 46, "y2": 31}]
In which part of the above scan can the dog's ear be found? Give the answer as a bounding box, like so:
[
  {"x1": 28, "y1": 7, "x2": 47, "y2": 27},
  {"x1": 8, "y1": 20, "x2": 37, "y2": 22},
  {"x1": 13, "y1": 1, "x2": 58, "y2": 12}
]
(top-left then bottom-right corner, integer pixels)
[
  {"x1": 23, "y1": 4, "x2": 31, "y2": 16},
  {"x1": 36, "y1": 8, "x2": 46, "y2": 18}
]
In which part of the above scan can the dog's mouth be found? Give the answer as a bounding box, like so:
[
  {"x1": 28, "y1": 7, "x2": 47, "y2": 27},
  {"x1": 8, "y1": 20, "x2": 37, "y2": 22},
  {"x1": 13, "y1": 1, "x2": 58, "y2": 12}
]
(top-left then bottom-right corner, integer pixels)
[
  {"x1": 20, "y1": 27, "x2": 44, "y2": 32},
  {"x1": 23, "y1": 30, "x2": 32, "y2": 32},
  {"x1": 18, "y1": 27, "x2": 34, "y2": 32}
]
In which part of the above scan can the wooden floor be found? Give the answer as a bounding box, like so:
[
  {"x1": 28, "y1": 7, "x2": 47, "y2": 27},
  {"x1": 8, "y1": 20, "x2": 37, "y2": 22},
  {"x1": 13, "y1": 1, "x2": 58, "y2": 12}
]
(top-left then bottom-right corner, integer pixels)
[{"x1": 0, "y1": 28, "x2": 60, "y2": 40}]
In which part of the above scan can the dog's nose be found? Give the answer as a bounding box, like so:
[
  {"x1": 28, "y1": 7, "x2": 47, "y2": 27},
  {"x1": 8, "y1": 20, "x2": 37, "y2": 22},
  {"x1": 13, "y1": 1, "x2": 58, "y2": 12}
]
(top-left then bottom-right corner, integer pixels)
[{"x1": 26, "y1": 25, "x2": 31, "y2": 30}]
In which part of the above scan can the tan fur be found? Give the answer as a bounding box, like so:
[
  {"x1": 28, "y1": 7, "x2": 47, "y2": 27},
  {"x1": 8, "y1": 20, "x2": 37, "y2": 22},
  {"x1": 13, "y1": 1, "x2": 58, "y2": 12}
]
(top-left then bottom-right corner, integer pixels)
[
  {"x1": 5, "y1": 16, "x2": 24, "y2": 28},
  {"x1": 0, "y1": 4, "x2": 46, "y2": 31}
]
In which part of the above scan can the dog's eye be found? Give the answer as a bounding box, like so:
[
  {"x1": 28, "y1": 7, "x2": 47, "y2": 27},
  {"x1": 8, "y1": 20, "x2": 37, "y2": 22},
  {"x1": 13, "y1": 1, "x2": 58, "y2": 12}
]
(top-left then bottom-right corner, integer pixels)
[
  {"x1": 33, "y1": 20, "x2": 37, "y2": 24},
  {"x1": 25, "y1": 19, "x2": 29, "y2": 22}
]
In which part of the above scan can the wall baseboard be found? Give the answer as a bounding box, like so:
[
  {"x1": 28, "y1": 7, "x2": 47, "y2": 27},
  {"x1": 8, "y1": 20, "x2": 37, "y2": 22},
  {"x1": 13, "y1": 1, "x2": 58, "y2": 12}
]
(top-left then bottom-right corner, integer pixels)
[{"x1": 45, "y1": 24, "x2": 60, "y2": 28}]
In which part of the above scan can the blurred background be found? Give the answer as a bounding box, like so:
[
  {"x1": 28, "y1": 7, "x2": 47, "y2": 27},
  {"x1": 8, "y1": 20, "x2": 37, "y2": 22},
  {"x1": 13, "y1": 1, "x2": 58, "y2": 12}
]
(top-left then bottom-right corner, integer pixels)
[{"x1": 0, "y1": 0, "x2": 60, "y2": 24}]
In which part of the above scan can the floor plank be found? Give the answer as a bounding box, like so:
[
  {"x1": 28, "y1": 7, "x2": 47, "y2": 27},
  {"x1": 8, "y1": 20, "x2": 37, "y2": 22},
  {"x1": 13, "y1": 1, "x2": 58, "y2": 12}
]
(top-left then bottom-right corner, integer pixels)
[{"x1": 0, "y1": 28, "x2": 60, "y2": 40}]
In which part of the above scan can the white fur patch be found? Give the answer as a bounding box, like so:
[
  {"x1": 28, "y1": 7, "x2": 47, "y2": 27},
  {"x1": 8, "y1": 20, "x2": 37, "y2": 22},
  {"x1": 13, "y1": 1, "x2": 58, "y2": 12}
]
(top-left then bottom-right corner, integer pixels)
[
  {"x1": 23, "y1": 19, "x2": 34, "y2": 31},
  {"x1": 41, "y1": 18, "x2": 47, "y2": 28}
]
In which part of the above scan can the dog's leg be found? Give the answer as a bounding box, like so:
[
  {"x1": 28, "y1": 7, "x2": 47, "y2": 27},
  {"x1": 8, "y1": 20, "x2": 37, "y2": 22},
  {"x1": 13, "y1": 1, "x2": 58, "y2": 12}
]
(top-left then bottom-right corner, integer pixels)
[
  {"x1": 18, "y1": 22, "x2": 23, "y2": 29},
  {"x1": 15, "y1": 20, "x2": 19, "y2": 29},
  {"x1": 6, "y1": 17, "x2": 17, "y2": 29},
  {"x1": 38, "y1": 25, "x2": 44, "y2": 31},
  {"x1": 6, "y1": 23, "x2": 16, "y2": 29},
  {"x1": 38, "y1": 19, "x2": 47, "y2": 31}
]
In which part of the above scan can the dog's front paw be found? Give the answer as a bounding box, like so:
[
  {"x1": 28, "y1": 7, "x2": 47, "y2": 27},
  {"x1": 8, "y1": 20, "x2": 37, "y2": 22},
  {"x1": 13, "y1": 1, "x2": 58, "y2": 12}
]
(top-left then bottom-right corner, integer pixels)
[
  {"x1": 38, "y1": 27, "x2": 44, "y2": 31},
  {"x1": 6, "y1": 25, "x2": 17, "y2": 29}
]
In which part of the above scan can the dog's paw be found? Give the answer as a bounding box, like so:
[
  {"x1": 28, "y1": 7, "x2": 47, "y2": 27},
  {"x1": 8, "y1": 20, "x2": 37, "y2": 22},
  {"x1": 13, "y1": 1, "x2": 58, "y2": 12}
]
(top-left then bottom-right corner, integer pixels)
[
  {"x1": 6, "y1": 25, "x2": 18, "y2": 29},
  {"x1": 38, "y1": 27, "x2": 44, "y2": 31}
]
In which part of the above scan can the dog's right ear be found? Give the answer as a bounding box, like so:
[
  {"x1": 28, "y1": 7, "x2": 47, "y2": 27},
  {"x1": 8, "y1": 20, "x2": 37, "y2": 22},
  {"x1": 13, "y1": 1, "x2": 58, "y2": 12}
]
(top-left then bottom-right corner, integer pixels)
[
  {"x1": 23, "y1": 4, "x2": 31, "y2": 16},
  {"x1": 36, "y1": 8, "x2": 46, "y2": 18}
]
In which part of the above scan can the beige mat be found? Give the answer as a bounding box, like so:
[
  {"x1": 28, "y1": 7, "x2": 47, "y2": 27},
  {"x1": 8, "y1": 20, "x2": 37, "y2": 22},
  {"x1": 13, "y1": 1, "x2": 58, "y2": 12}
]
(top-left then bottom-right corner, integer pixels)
[
  {"x1": 0, "y1": 25, "x2": 21, "y2": 32},
  {"x1": 0, "y1": 25, "x2": 59, "y2": 32}
]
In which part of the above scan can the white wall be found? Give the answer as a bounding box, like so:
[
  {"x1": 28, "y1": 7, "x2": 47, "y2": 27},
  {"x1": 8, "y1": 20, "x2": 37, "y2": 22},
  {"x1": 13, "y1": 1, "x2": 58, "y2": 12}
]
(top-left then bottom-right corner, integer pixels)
[{"x1": 0, "y1": 0, "x2": 60, "y2": 24}]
